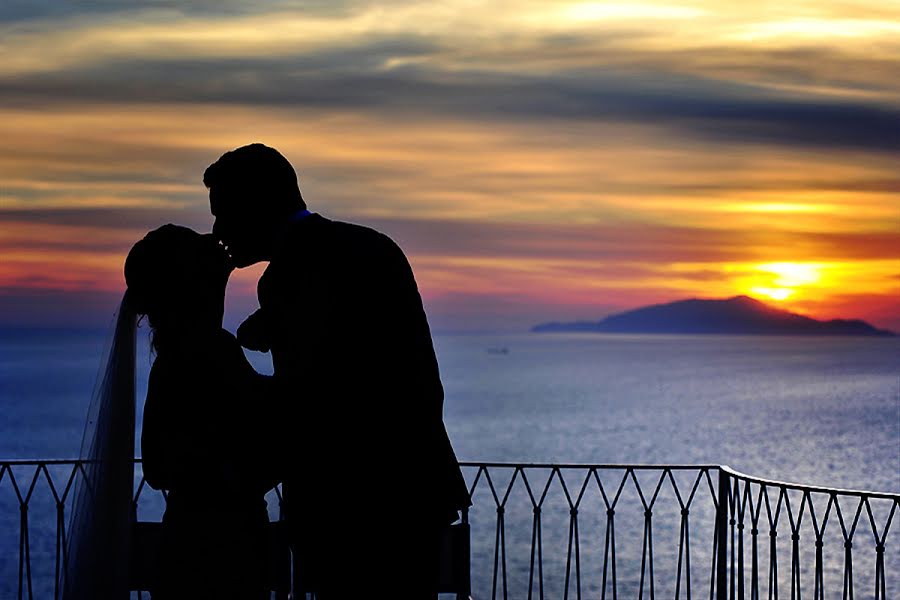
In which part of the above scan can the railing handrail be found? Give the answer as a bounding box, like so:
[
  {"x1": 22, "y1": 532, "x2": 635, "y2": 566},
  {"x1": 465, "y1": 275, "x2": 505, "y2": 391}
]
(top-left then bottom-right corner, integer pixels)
[
  {"x1": 459, "y1": 461, "x2": 721, "y2": 469},
  {"x1": 4, "y1": 458, "x2": 897, "y2": 499},
  {"x1": 3, "y1": 458, "x2": 897, "y2": 599},
  {"x1": 719, "y1": 464, "x2": 900, "y2": 500}
]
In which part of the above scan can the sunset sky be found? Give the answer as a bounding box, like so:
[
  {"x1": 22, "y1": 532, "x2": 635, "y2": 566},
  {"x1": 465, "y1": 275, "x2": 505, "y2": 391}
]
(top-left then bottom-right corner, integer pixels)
[{"x1": 1, "y1": 1, "x2": 898, "y2": 332}]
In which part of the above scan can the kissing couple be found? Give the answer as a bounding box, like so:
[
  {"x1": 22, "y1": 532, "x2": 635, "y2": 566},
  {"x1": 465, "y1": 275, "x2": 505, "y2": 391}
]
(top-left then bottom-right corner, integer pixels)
[{"x1": 122, "y1": 144, "x2": 471, "y2": 599}]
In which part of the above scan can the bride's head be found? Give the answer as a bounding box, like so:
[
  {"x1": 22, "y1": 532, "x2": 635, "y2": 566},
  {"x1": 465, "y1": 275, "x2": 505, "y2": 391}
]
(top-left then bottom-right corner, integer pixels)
[{"x1": 124, "y1": 224, "x2": 232, "y2": 352}]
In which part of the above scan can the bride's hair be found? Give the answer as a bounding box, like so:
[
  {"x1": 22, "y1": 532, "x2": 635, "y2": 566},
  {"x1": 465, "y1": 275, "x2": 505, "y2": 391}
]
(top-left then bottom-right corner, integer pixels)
[{"x1": 124, "y1": 224, "x2": 210, "y2": 352}]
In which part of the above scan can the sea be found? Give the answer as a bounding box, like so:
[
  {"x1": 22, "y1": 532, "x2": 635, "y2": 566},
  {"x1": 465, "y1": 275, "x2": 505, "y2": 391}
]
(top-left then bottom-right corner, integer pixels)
[{"x1": 1, "y1": 328, "x2": 898, "y2": 598}]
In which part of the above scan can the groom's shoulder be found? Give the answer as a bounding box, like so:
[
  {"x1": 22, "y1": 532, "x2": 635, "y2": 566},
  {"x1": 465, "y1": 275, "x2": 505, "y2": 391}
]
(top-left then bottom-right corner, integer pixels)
[
  {"x1": 330, "y1": 218, "x2": 404, "y2": 254},
  {"x1": 279, "y1": 214, "x2": 406, "y2": 263}
]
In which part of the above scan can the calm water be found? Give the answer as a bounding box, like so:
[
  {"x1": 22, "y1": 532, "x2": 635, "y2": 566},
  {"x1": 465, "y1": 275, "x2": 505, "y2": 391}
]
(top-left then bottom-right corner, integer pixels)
[{"x1": 1, "y1": 328, "x2": 898, "y2": 597}]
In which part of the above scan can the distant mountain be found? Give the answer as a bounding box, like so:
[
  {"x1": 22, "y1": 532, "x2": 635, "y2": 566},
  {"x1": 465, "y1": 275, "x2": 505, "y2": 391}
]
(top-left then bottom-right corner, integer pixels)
[{"x1": 532, "y1": 296, "x2": 896, "y2": 336}]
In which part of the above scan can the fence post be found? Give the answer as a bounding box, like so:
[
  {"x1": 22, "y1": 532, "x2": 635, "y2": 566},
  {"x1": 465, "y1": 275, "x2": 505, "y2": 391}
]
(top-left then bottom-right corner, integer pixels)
[{"x1": 716, "y1": 468, "x2": 730, "y2": 600}]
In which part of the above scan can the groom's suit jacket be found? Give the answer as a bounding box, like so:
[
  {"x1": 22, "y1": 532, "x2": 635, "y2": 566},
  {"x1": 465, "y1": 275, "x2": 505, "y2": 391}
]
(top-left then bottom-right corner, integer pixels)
[{"x1": 257, "y1": 213, "x2": 469, "y2": 534}]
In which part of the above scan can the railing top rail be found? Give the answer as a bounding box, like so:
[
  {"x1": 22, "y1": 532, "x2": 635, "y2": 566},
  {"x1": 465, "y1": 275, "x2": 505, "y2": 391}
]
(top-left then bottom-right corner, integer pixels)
[
  {"x1": 458, "y1": 461, "x2": 721, "y2": 470},
  {"x1": 1, "y1": 459, "x2": 721, "y2": 469},
  {"x1": 720, "y1": 464, "x2": 900, "y2": 501},
  {"x1": 2, "y1": 459, "x2": 897, "y2": 500},
  {"x1": 1, "y1": 458, "x2": 137, "y2": 466},
  {"x1": 1, "y1": 458, "x2": 99, "y2": 466}
]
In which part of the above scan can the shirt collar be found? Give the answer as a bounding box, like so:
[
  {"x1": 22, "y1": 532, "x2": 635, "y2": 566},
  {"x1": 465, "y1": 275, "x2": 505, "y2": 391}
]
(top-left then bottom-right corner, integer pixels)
[{"x1": 288, "y1": 208, "x2": 312, "y2": 223}]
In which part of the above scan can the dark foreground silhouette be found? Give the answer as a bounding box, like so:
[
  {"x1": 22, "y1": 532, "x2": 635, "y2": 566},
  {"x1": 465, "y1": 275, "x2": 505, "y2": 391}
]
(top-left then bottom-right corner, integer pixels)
[
  {"x1": 206, "y1": 143, "x2": 470, "y2": 597},
  {"x1": 126, "y1": 225, "x2": 282, "y2": 599},
  {"x1": 122, "y1": 144, "x2": 468, "y2": 598}
]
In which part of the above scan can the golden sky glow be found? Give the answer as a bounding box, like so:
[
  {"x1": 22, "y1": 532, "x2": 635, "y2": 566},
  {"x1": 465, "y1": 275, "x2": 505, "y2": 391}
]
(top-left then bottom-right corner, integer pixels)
[{"x1": 0, "y1": 1, "x2": 898, "y2": 331}]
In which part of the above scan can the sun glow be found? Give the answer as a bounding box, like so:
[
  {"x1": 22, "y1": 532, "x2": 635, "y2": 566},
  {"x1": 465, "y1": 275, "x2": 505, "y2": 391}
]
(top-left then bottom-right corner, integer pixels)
[
  {"x1": 750, "y1": 287, "x2": 794, "y2": 301},
  {"x1": 759, "y1": 262, "x2": 823, "y2": 287},
  {"x1": 743, "y1": 263, "x2": 824, "y2": 303}
]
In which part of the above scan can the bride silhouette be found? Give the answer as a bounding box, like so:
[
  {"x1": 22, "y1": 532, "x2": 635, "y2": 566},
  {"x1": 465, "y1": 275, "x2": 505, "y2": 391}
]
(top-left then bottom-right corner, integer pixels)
[
  {"x1": 62, "y1": 224, "x2": 282, "y2": 599},
  {"x1": 128, "y1": 224, "x2": 281, "y2": 598}
]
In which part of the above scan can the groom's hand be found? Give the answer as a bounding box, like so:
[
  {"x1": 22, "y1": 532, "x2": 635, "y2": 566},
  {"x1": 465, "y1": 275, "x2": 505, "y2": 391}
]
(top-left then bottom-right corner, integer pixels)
[{"x1": 237, "y1": 309, "x2": 272, "y2": 352}]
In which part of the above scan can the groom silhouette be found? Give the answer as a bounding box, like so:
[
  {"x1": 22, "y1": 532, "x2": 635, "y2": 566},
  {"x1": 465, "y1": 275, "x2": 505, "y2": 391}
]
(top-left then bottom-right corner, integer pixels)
[{"x1": 205, "y1": 143, "x2": 470, "y2": 598}]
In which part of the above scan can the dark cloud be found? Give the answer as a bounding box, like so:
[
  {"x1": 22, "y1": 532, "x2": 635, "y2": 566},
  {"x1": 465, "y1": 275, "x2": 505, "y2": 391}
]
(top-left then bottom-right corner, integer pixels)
[
  {"x1": 0, "y1": 1, "x2": 382, "y2": 24},
  {"x1": 355, "y1": 216, "x2": 900, "y2": 263},
  {"x1": 3, "y1": 44, "x2": 898, "y2": 154},
  {"x1": 0, "y1": 206, "x2": 210, "y2": 230},
  {"x1": 665, "y1": 178, "x2": 900, "y2": 195},
  {"x1": 4, "y1": 207, "x2": 897, "y2": 264}
]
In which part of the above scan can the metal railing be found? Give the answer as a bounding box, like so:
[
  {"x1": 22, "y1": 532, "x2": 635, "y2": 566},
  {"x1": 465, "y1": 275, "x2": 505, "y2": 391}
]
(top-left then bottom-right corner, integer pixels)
[
  {"x1": 717, "y1": 466, "x2": 898, "y2": 600},
  {"x1": 1, "y1": 460, "x2": 897, "y2": 599}
]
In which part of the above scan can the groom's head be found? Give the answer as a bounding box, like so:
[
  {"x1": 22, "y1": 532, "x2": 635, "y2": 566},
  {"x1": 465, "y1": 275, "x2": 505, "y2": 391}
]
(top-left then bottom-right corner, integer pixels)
[{"x1": 205, "y1": 143, "x2": 306, "y2": 267}]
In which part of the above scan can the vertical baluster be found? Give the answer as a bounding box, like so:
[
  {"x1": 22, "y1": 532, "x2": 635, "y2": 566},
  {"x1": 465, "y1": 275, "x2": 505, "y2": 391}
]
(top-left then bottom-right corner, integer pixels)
[
  {"x1": 744, "y1": 483, "x2": 762, "y2": 600},
  {"x1": 538, "y1": 507, "x2": 545, "y2": 600},
  {"x1": 639, "y1": 509, "x2": 656, "y2": 600},
  {"x1": 813, "y1": 538, "x2": 823, "y2": 600},
  {"x1": 601, "y1": 509, "x2": 611, "y2": 600},
  {"x1": 675, "y1": 510, "x2": 688, "y2": 600},
  {"x1": 768, "y1": 530, "x2": 778, "y2": 600},
  {"x1": 807, "y1": 493, "x2": 826, "y2": 600},
  {"x1": 54, "y1": 503, "x2": 65, "y2": 600},
  {"x1": 716, "y1": 469, "x2": 729, "y2": 600},
  {"x1": 59, "y1": 511, "x2": 69, "y2": 599},
  {"x1": 873, "y1": 543, "x2": 884, "y2": 600},
  {"x1": 647, "y1": 510, "x2": 655, "y2": 600},
  {"x1": 18, "y1": 503, "x2": 27, "y2": 600},
  {"x1": 842, "y1": 539, "x2": 853, "y2": 600},
  {"x1": 528, "y1": 507, "x2": 540, "y2": 600},
  {"x1": 790, "y1": 532, "x2": 800, "y2": 600},
  {"x1": 20, "y1": 501, "x2": 35, "y2": 600},
  {"x1": 734, "y1": 480, "x2": 746, "y2": 600},
  {"x1": 737, "y1": 521, "x2": 745, "y2": 600},
  {"x1": 564, "y1": 509, "x2": 573, "y2": 600},
  {"x1": 710, "y1": 519, "x2": 718, "y2": 600},
  {"x1": 730, "y1": 514, "x2": 736, "y2": 600},
  {"x1": 492, "y1": 505, "x2": 504, "y2": 600},
  {"x1": 501, "y1": 505, "x2": 509, "y2": 600},
  {"x1": 750, "y1": 526, "x2": 759, "y2": 600},
  {"x1": 685, "y1": 508, "x2": 692, "y2": 600},
  {"x1": 639, "y1": 510, "x2": 649, "y2": 600},
  {"x1": 611, "y1": 509, "x2": 618, "y2": 600},
  {"x1": 564, "y1": 508, "x2": 580, "y2": 600},
  {"x1": 574, "y1": 508, "x2": 582, "y2": 600}
]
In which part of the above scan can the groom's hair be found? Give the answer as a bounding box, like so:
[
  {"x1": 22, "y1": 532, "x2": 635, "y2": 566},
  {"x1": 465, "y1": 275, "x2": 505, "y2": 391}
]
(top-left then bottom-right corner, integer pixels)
[{"x1": 204, "y1": 143, "x2": 306, "y2": 214}]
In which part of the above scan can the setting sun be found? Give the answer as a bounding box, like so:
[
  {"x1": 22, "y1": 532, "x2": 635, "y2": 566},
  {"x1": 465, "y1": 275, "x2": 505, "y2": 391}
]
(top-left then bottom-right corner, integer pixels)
[
  {"x1": 758, "y1": 263, "x2": 823, "y2": 287},
  {"x1": 740, "y1": 263, "x2": 824, "y2": 303},
  {"x1": 751, "y1": 287, "x2": 794, "y2": 302}
]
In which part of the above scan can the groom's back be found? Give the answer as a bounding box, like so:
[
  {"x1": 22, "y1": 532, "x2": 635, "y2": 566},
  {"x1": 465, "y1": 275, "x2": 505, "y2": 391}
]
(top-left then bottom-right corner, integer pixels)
[
  {"x1": 259, "y1": 213, "x2": 449, "y2": 483},
  {"x1": 258, "y1": 213, "x2": 469, "y2": 592}
]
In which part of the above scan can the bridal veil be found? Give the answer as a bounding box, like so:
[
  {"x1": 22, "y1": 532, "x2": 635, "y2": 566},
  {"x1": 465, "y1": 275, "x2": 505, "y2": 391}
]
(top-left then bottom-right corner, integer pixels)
[{"x1": 61, "y1": 295, "x2": 137, "y2": 599}]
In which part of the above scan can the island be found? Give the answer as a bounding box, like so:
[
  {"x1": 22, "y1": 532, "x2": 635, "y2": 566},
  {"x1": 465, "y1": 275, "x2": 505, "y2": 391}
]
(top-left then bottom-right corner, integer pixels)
[{"x1": 532, "y1": 296, "x2": 896, "y2": 336}]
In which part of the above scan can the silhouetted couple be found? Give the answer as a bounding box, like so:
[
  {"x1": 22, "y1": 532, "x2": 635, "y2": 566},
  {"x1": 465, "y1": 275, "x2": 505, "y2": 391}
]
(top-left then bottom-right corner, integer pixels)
[{"x1": 125, "y1": 144, "x2": 470, "y2": 599}]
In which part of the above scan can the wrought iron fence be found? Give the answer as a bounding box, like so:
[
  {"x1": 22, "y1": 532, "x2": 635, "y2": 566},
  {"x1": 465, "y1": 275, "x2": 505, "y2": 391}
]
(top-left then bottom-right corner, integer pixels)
[
  {"x1": 717, "y1": 466, "x2": 898, "y2": 600},
  {"x1": 1, "y1": 460, "x2": 897, "y2": 599}
]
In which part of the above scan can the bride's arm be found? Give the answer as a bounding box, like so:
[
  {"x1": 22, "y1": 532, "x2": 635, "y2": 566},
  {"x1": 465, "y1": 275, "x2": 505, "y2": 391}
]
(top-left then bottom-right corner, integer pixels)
[
  {"x1": 140, "y1": 364, "x2": 172, "y2": 490},
  {"x1": 141, "y1": 361, "x2": 221, "y2": 492}
]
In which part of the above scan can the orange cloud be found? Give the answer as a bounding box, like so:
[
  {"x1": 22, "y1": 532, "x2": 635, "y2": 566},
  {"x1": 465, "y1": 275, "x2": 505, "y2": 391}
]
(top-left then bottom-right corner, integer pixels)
[{"x1": 1, "y1": 1, "x2": 898, "y2": 330}]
